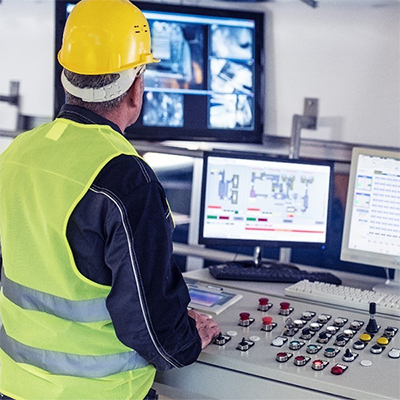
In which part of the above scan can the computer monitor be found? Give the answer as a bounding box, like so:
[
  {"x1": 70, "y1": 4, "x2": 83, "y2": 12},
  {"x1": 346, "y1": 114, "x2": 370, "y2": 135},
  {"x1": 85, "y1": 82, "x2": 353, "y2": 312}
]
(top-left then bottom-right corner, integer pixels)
[
  {"x1": 199, "y1": 151, "x2": 334, "y2": 264},
  {"x1": 341, "y1": 147, "x2": 400, "y2": 293},
  {"x1": 54, "y1": 1, "x2": 265, "y2": 144}
]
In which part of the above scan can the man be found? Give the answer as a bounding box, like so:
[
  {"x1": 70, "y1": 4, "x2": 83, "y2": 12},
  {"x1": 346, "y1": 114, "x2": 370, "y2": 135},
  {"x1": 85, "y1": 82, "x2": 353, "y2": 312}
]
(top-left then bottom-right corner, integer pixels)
[{"x1": 0, "y1": 0, "x2": 220, "y2": 399}]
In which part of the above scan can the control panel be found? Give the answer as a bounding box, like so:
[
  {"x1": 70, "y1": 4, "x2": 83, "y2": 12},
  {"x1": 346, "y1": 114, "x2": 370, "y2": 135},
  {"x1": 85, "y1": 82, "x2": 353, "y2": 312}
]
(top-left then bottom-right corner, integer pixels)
[{"x1": 158, "y1": 281, "x2": 400, "y2": 400}]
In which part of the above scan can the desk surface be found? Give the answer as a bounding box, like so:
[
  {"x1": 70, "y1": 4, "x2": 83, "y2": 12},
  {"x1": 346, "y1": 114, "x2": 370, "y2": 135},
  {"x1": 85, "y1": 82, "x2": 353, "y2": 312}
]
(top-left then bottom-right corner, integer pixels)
[{"x1": 184, "y1": 264, "x2": 387, "y2": 297}]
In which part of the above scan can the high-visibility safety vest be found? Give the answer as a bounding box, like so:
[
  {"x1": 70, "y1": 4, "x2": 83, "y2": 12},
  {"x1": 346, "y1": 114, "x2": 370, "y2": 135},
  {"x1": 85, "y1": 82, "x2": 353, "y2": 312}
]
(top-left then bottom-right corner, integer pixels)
[{"x1": 0, "y1": 119, "x2": 156, "y2": 399}]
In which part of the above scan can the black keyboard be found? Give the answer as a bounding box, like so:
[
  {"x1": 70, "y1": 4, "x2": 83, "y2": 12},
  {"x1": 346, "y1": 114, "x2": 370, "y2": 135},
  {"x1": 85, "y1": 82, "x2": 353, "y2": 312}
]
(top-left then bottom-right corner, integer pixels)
[{"x1": 209, "y1": 262, "x2": 342, "y2": 285}]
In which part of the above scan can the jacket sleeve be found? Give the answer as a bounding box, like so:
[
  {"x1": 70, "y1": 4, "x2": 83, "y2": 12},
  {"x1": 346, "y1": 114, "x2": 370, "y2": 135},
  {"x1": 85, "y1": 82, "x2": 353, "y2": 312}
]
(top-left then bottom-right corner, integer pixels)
[{"x1": 91, "y1": 155, "x2": 202, "y2": 370}]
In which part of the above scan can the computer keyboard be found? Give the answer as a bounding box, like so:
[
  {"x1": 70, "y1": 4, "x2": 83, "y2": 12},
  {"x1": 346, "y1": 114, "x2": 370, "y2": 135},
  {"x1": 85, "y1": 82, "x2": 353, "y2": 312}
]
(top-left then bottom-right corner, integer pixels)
[
  {"x1": 208, "y1": 262, "x2": 342, "y2": 285},
  {"x1": 285, "y1": 279, "x2": 400, "y2": 318}
]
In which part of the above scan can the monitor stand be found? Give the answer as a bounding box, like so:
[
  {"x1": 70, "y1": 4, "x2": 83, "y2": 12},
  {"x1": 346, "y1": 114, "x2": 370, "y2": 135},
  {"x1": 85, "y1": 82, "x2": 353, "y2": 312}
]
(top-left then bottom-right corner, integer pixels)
[{"x1": 373, "y1": 268, "x2": 400, "y2": 295}]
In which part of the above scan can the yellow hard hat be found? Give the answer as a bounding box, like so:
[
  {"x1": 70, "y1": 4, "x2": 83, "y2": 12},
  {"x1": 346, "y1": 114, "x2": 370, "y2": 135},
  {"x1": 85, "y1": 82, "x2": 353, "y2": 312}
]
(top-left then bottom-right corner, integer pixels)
[{"x1": 58, "y1": 0, "x2": 158, "y2": 75}]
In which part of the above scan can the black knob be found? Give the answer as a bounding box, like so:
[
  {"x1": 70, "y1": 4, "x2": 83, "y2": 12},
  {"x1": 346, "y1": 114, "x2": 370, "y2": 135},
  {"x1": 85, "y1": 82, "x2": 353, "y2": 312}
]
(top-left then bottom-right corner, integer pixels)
[
  {"x1": 369, "y1": 302, "x2": 376, "y2": 315},
  {"x1": 366, "y1": 318, "x2": 379, "y2": 333},
  {"x1": 214, "y1": 332, "x2": 226, "y2": 345},
  {"x1": 344, "y1": 348, "x2": 352, "y2": 357},
  {"x1": 342, "y1": 348, "x2": 356, "y2": 362},
  {"x1": 319, "y1": 331, "x2": 328, "y2": 340}
]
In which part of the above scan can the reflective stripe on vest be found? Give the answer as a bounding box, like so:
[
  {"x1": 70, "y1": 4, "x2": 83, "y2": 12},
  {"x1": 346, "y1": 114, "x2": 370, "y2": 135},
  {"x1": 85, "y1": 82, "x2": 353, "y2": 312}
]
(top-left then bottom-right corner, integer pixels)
[
  {"x1": 1, "y1": 271, "x2": 110, "y2": 323},
  {"x1": 0, "y1": 327, "x2": 148, "y2": 378}
]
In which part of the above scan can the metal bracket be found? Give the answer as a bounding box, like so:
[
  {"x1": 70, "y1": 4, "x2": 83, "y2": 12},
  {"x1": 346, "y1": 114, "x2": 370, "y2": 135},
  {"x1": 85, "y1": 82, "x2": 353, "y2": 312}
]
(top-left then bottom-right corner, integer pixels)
[
  {"x1": 303, "y1": 97, "x2": 319, "y2": 129},
  {"x1": 0, "y1": 81, "x2": 20, "y2": 106},
  {"x1": 289, "y1": 97, "x2": 319, "y2": 160},
  {"x1": 301, "y1": 0, "x2": 319, "y2": 8}
]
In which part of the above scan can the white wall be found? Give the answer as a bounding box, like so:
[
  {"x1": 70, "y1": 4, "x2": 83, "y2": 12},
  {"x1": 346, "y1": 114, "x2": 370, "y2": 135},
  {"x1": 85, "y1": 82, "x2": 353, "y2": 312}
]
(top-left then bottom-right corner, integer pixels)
[
  {"x1": 266, "y1": 1, "x2": 400, "y2": 146},
  {"x1": 0, "y1": 0, "x2": 55, "y2": 120},
  {"x1": 0, "y1": 0, "x2": 399, "y2": 148}
]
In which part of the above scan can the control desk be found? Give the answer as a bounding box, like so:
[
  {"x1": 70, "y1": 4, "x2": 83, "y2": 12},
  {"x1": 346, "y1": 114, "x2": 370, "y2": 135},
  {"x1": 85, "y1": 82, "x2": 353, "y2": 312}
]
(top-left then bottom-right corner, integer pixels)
[{"x1": 156, "y1": 269, "x2": 400, "y2": 400}]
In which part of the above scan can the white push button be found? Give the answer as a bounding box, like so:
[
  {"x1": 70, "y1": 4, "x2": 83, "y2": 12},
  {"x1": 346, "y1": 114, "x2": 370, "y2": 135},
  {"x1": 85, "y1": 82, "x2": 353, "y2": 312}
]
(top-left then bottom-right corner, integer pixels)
[
  {"x1": 360, "y1": 359, "x2": 373, "y2": 367},
  {"x1": 388, "y1": 348, "x2": 400, "y2": 359}
]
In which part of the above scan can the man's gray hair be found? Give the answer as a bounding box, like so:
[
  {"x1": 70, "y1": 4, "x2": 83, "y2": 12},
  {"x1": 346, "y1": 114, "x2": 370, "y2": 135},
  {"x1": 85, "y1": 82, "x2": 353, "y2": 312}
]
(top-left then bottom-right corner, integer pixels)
[{"x1": 63, "y1": 69, "x2": 129, "y2": 114}]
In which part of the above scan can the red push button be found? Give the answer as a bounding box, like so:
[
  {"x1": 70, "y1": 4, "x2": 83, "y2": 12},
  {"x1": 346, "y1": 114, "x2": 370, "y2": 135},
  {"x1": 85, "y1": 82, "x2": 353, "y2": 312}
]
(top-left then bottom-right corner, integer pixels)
[
  {"x1": 258, "y1": 297, "x2": 270, "y2": 311},
  {"x1": 259, "y1": 297, "x2": 269, "y2": 306},
  {"x1": 280, "y1": 302, "x2": 290, "y2": 310},
  {"x1": 239, "y1": 312, "x2": 251, "y2": 327},
  {"x1": 240, "y1": 312, "x2": 250, "y2": 320},
  {"x1": 331, "y1": 364, "x2": 347, "y2": 375},
  {"x1": 280, "y1": 302, "x2": 291, "y2": 316},
  {"x1": 262, "y1": 316, "x2": 273, "y2": 325}
]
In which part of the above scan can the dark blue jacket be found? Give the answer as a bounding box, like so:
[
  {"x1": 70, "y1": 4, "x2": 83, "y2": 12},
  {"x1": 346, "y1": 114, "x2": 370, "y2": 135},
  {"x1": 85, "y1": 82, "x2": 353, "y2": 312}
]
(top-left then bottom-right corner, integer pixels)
[{"x1": 59, "y1": 104, "x2": 201, "y2": 371}]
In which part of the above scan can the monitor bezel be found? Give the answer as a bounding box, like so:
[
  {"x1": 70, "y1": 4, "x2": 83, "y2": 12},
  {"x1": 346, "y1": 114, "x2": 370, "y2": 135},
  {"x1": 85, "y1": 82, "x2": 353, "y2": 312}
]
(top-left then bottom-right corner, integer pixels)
[
  {"x1": 54, "y1": 1, "x2": 265, "y2": 144},
  {"x1": 198, "y1": 150, "x2": 335, "y2": 249},
  {"x1": 340, "y1": 147, "x2": 400, "y2": 270}
]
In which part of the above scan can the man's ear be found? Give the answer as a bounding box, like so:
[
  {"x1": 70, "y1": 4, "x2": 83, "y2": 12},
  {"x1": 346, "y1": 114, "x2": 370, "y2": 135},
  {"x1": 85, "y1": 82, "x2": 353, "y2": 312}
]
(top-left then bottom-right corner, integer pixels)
[{"x1": 128, "y1": 76, "x2": 143, "y2": 109}]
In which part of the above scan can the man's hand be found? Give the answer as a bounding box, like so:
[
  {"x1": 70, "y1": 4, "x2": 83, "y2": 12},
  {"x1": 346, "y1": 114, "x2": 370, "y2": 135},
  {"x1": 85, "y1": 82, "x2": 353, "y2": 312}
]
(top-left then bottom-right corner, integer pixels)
[{"x1": 188, "y1": 309, "x2": 220, "y2": 349}]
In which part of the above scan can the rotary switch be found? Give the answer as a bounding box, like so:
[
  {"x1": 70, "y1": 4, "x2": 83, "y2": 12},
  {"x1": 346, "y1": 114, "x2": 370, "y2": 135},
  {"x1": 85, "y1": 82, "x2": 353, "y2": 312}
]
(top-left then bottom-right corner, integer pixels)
[
  {"x1": 384, "y1": 327, "x2": 396, "y2": 337},
  {"x1": 335, "y1": 334, "x2": 347, "y2": 346},
  {"x1": 301, "y1": 327, "x2": 312, "y2": 340},
  {"x1": 318, "y1": 331, "x2": 329, "y2": 344}
]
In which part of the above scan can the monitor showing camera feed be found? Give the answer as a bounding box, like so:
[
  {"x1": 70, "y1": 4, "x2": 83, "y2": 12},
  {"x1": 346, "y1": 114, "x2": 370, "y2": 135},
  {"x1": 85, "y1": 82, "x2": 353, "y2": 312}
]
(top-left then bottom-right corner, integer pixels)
[
  {"x1": 54, "y1": 1, "x2": 264, "y2": 143},
  {"x1": 199, "y1": 151, "x2": 334, "y2": 249},
  {"x1": 341, "y1": 147, "x2": 400, "y2": 271}
]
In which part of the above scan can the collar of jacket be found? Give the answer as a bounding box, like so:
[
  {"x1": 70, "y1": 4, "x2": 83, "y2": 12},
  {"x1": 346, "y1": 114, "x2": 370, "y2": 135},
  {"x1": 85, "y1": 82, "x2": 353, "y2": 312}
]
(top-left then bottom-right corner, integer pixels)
[{"x1": 57, "y1": 104, "x2": 123, "y2": 135}]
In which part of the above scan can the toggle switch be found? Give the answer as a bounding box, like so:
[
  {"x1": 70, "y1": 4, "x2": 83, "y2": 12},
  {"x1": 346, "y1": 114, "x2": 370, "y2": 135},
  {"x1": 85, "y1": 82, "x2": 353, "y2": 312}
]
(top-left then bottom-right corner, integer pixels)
[{"x1": 342, "y1": 348, "x2": 357, "y2": 362}]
